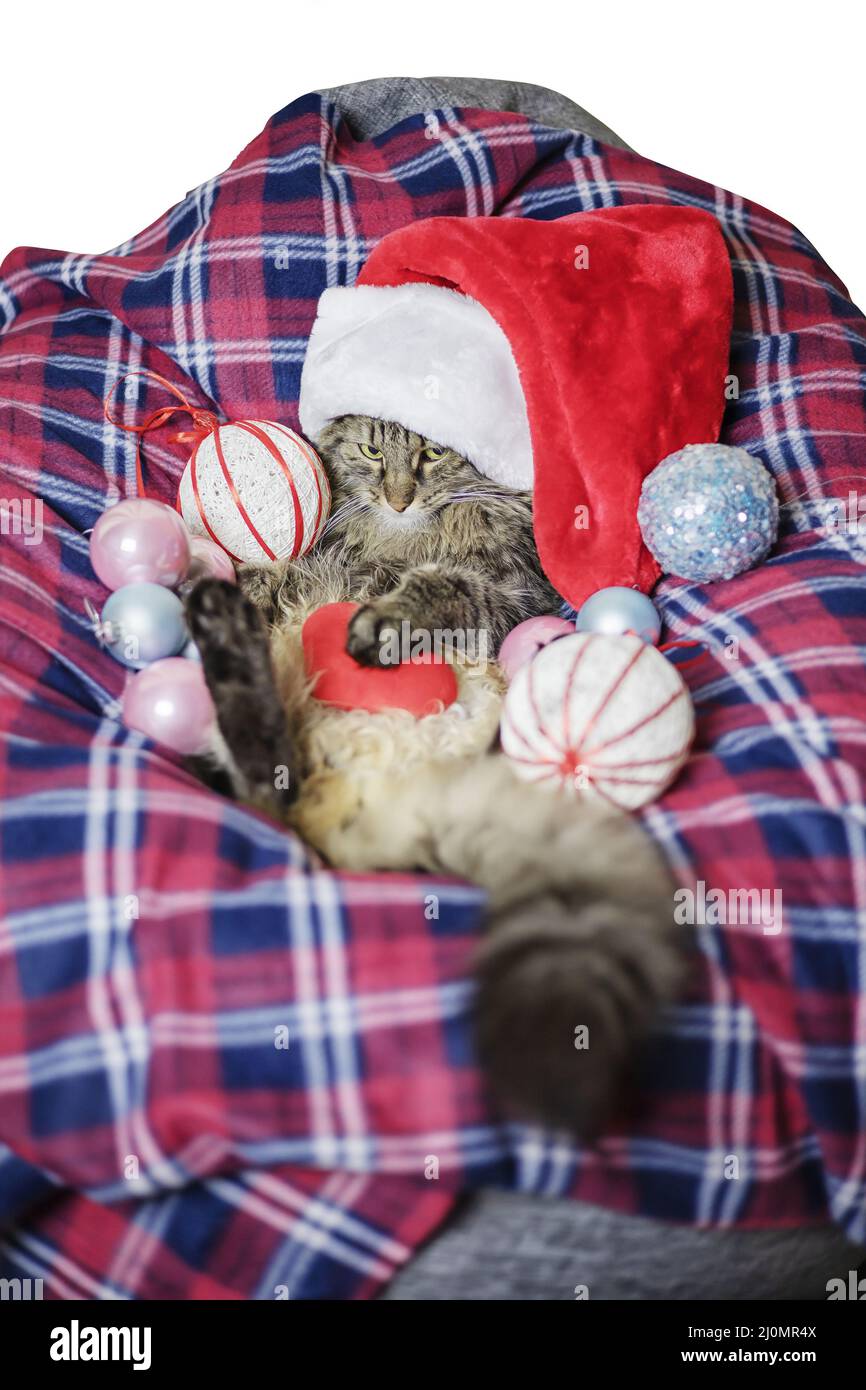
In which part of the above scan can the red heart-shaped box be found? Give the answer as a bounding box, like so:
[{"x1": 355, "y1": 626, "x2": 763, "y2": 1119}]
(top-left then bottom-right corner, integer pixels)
[{"x1": 301, "y1": 602, "x2": 458, "y2": 716}]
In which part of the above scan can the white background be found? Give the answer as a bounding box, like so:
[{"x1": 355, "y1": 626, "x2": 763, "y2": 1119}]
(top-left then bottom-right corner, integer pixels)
[{"x1": 2, "y1": 1, "x2": 863, "y2": 306}]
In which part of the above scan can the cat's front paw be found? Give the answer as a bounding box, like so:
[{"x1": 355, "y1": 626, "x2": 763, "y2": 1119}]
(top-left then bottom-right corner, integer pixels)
[{"x1": 346, "y1": 599, "x2": 407, "y2": 667}]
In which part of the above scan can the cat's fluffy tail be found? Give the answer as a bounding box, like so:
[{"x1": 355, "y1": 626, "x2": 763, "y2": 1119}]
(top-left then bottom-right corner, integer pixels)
[
  {"x1": 322, "y1": 756, "x2": 685, "y2": 1138},
  {"x1": 473, "y1": 879, "x2": 683, "y2": 1137}
]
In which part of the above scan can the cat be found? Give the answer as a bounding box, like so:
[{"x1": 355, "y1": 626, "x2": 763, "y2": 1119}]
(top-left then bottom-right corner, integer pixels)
[
  {"x1": 242, "y1": 415, "x2": 561, "y2": 661},
  {"x1": 186, "y1": 415, "x2": 684, "y2": 1137}
]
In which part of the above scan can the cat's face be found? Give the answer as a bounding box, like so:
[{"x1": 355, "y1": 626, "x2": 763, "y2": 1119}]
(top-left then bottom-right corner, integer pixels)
[{"x1": 316, "y1": 415, "x2": 482, "y2": 525}]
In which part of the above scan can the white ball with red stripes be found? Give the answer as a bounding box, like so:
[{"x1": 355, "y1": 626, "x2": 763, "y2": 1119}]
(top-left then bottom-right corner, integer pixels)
[
  {"x1": 178, "y1": 421, "x2": 330, "y2": 564},
  {"x1": 500, "y1": 630, "x2": 695, "y2": 811}
]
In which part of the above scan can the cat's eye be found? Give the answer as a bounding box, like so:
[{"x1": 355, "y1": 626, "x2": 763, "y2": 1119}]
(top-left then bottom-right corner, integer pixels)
[
  {"x1": 421, "y1": 445, "x2": 447, "y2": 462},
  {"x1": 359, "y1": 444, "x2": 384, "y2": 462}
]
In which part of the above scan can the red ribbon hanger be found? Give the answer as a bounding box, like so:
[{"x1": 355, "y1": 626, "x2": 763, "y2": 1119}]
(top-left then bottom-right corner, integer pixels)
[{"x1": 104, "y1": 370, "x2": 220, "y2": 496}]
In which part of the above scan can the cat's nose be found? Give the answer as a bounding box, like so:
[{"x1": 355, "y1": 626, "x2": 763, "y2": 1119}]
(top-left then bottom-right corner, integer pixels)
[{"x1": 388, "y1": 497, "x2": 411, "y2": 512}]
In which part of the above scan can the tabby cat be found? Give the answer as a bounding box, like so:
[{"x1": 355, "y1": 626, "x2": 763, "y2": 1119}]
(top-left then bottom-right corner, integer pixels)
[{"x1": 186, "y1": 416, "x2": 683, "y2": 1136}]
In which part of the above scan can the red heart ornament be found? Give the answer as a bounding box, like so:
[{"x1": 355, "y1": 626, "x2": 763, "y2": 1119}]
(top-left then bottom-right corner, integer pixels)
[{"x1": 301, "y1": 602, "x2": 458, "y2": 716}]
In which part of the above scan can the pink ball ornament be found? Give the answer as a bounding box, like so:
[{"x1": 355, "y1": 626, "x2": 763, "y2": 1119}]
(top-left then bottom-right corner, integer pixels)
[
  {"x1": 121, "y1": 657, "x2": 216, "y2": 756},
  {"x1": 187, "y1": 536, "x2": 237, "y2": 585},
  {"x1": 497, "y1": 615, "x2": 575, "y2": 681},
  {"x1": 500, "y1": 631, "x2": 695, "y2": 811},
  {"x1": 90, "y1": 498, "x2": 191, "y2": 590}
]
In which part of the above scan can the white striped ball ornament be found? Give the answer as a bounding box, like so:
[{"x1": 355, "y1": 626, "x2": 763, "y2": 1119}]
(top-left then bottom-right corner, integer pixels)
[
  {"x1": 178, "y1": 421, "x2": 330, "y2": 564},
  {"x1": 500, "y1": 631, "x2": 695, "y2": 810}
]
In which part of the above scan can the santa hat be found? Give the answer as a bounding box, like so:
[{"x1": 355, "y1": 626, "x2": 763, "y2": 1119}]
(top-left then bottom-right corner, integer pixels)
[{"x1": 298, "y1": 205, "x2": 733, "y2": 608}]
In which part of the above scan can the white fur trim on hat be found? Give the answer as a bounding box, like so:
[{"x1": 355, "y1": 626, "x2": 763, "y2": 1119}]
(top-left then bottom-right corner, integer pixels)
[{"x1": 298, "y1": 282, "x2": 532, "y2": 489}]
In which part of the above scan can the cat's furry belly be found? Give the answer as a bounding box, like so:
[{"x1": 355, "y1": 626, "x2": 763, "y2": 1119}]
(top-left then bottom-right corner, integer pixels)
[{"x1": 247, "y1": 555, "x2": 506, "y2": 863}]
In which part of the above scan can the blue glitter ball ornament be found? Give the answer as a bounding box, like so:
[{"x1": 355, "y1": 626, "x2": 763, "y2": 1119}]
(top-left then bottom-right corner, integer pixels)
[{"x1": 638, "y1": 444, "x2": 779, "y2": 583}]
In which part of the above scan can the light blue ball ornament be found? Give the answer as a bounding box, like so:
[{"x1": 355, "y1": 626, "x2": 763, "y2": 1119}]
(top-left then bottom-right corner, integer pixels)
[
  {"x1": 638, "y1": 444, "x2": 778, "y2": 583},
  {"x1": 576, "y1": 586, "x2": 661, "y2": 645},
  {"x1": 99, "y1": 583, "x2": 188, "y2": 669}
]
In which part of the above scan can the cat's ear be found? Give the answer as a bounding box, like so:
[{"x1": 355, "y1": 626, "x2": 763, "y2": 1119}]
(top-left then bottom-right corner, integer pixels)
[{"x1": 314, "y1": 418, "x2": 340, "y2": 449}]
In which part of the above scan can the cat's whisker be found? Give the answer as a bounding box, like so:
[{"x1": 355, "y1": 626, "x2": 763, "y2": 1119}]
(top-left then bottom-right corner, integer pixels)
[
  {"x1": 322, "y1": 498, "x2": 370, "y2": 534},
  {"x1": 433, "y1": 490, "x2": 521, "y2": 510},
  {"x1": 449, "y1": 488, "x2": 520, "y2": 500},
  {"x1": 326, "y1": 497, "x2": 365, "y2": 518}
]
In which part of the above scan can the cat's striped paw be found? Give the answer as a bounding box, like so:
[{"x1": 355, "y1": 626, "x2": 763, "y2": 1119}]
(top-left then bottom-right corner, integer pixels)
[{"x1": 346, "y1": 598, "x2": 404, "y2": 667}]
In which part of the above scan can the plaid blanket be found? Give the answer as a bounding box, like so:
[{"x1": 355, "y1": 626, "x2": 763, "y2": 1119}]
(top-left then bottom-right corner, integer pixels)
[{"x1": 1, "y1": 91, "x2": 865, "y2": 1301}]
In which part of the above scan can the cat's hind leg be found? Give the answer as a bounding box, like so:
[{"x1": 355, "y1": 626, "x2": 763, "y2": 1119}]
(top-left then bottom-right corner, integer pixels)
[{"x1": 185, "y1": 578, "x2": 299, "y2": 814}]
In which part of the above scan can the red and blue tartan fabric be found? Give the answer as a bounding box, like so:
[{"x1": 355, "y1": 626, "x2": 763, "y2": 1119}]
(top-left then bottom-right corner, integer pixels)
[{"x1": 1, "y1": 93, "x2": 865, "y2": 1299}]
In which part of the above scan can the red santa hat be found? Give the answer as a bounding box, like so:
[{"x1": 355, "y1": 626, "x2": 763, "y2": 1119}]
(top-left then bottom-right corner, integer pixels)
[{"x1": 298, "y1": 205, "x2": 733, "y2": 608}]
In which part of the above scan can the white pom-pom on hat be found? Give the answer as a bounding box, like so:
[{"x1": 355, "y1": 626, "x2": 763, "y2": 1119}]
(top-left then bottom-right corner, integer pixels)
[{"x1": 501, "y1": 630, "x2": 695, "y2": 811}]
